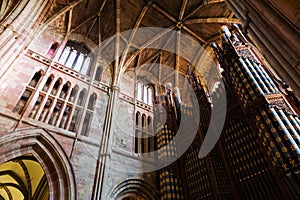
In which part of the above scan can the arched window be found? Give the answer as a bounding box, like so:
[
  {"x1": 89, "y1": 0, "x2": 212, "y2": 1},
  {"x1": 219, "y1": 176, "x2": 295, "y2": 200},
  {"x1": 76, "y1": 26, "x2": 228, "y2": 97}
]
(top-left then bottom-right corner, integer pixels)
[
  {"x1": 69, "y1": 88, "x2": 87, "y2": 132},
  {"x1": 147, "y1": 87, "x2": 153, "y2": 105},
  {"x1": 95, "y1": 66, "x2": 103, "y2": 81},
  {"x1": 73, "y1": 53, "x2": 85, "y2": 71},
  {"x1": 13, "y1": 89, "x2": 32, "y2": 114},
  {"x1": 13, "y1": 70, "x2": 45, "y2": 115},
  {"x1": 135, "y1": 112, "x2": 141, "y2": 153},
  {"x1": 58, "y1": 41, "x2": 92, "y2": 76},
  {"x1": 29, "y1": 70, "x2": 43, "y2": 88},
  {"x1": 81, "y1": 93, "x2": 97, "y2": 136},
  {"x1": 68, "y1": 108, "x2": 80, "y2": 132},
  {"x1": 143, "y1": 86, "x2": 148, "y2": 104},
  {"x1": 77, "y1": 89, "x2": 87, "y2": 106},
  {"x1": 68, "y1": 85, "x2": 79, "y2": 103},
  {"x1": 58, "y1": 46, "x2": 70, "y2": 64},
  {"x1": 49, "y1": 101, "x2": 63, "y2": 125},
  {"x1": 147, "y1": 116, "x2": 152, "y2": 134},
  {"x1": 42, "y1": 75, "x2": 54, "y2": 92},
  {"x1": 51, "y1": 78, "x2": 62, "y2": 96},
  {"x1": 59, "y1": 82, "x2": 71, "y2": 99},
  {"x1": 136, "y1": 82, "x2": 153, "y2": 105},
  {"x1": 65, "y1": 48, "x2": 78, "y2": 68},
  {"x1": 141, "y1": 114, "x2": 147, "y2": 153},
  {"x1": 137, "y1": 82, "x2": 142, "y2": 101},
  {"x1": 87, "y1": 93, "x2": 97, "y2": 110},
  {"x1": 80, "y1": 56, "x2": 91, "y2": 75},
  {"x1": 147, "y1": 116, "x2": 154, "y2": 156},
  {"x1": 134, "y1": 112, "x2": 154, "y2": 156},
  {"x1": 38, "y1": 98, "x2": 53, "y2": 122},
  {"x1": 29, "y1": 95, "x2": 44, "y2": 118},
  {"x1": 46, "y1": 42, "x2": 59, "y2": 58},
  {"x1": 59, "y1": 105, "x2": 71, "y2": 129}
]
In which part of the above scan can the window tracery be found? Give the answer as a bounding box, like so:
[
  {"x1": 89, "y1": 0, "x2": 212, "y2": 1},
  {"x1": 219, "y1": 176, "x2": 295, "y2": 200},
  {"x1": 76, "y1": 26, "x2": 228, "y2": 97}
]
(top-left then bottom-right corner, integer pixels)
[
  {"x1": 134, "y1": 112, "x2": 154, "y2": 156},
  {"x1": 58, "y1": 41, "x2": 92, "y2": 76},
  {"x1": 136, "y1": 82, "x2": 153, "y2": 106},
  {"x1": 13, "y1": 71, "x2": 96, "y2": 136}
]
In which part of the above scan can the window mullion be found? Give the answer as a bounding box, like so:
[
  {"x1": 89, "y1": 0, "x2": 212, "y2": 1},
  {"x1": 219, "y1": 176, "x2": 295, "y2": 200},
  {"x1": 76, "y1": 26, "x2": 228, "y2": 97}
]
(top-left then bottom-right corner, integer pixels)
[{"x1": 55, "y1": 84, "x2": 72, "y2": 126}]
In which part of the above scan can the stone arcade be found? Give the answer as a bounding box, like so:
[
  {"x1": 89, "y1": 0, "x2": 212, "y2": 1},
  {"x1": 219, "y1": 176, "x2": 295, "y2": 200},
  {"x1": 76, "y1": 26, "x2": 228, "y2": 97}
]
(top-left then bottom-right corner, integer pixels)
[{"x1": 0, "y1": 0, "x2": 299, "y2": 199}]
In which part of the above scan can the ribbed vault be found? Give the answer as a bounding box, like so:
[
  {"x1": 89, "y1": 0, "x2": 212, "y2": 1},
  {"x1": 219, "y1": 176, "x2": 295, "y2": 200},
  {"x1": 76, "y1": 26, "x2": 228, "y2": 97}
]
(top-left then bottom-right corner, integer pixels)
[
  {"x1": 0, "y1": 155, "x2": 48, "y2": 200},
  {"x1": 39, "y1": 0, "x2": 239, "y2": 87}
]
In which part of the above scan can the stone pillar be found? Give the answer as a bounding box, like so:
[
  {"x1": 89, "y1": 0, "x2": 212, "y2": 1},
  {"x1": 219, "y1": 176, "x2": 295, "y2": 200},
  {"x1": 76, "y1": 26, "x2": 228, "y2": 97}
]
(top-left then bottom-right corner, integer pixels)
[
  {"x1": 0, "y1": 0, "x2": 51, "y2": 80},
  {"x1": 92, "y1": 85, "x2": 120, "y2": 200}
]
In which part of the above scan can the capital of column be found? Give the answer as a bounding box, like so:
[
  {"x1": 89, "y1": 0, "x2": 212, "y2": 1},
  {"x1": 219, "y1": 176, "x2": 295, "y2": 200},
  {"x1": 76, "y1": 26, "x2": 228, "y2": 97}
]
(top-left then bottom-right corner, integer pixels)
[
  {"x1": 0, "y1": 24, "x2": 5, "y2": 33},
  {"x1": 112, "y1": 85, "x2": 120, "y2": 92},
  {"x1": 5, "y1": 24, "x2": 14, "y2": 32}
]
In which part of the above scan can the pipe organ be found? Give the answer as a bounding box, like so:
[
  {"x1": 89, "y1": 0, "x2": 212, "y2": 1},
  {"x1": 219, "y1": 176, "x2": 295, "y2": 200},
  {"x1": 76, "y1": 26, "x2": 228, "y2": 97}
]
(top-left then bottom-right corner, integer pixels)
[
  {"x1": 154, "y1": 24, "x2": 300, "y2": 199},
  {"x1": 211, "y1": 24, "x2": 300, "y2": 199}
]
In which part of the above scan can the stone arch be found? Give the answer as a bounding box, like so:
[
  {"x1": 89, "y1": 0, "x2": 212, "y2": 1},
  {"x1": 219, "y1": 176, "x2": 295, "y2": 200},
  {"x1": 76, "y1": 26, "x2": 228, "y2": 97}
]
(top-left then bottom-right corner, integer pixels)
[
  {"x1": 110, "y1": 179, "x2": 159, "y2": 200},
  {"x1": 0, "y1": 128, "x2": 76, "y2": 200}
]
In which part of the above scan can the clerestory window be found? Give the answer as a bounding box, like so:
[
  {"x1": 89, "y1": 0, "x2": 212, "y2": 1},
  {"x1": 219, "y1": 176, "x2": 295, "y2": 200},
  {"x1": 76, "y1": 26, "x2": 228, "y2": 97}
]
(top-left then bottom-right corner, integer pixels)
[
  {"x1": 136, "y1": 82, "x2": 153, "y2": 106},
  {"x1": 58, "y1": 41, "x2": 92, "y2": 76}
]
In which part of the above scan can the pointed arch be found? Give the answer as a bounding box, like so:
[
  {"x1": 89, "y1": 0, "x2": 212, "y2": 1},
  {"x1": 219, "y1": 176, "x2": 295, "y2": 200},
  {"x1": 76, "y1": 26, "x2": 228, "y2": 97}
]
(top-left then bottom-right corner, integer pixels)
[
  {"x1": 42, "y1": 74, "x2": 54, "y2": 92},
  {"x1": 59, "y1": 81, "x2": 71, "y2": 99},
  {"x1": 87, "y1": 93, "x2": 97, "y2": 110},
  {"x1": 68, "y1": 85, "x2": 79, "y2": 103},
  {"x1": 110, "y1": 179, "x2": 159, "y2": 200},
  {"x1": 0, "y1": 128, "x2": 77, "y2": 200},
  {"x1": 77, "y1": 89, "x2": 87, "y2": 106}
]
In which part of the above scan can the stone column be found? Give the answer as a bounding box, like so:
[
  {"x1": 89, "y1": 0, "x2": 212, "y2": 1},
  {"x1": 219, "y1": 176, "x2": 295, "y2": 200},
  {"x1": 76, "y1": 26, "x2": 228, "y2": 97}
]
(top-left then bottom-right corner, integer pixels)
[{"x1": 0, "y1": 0, "x2": 51, "y2": 80}]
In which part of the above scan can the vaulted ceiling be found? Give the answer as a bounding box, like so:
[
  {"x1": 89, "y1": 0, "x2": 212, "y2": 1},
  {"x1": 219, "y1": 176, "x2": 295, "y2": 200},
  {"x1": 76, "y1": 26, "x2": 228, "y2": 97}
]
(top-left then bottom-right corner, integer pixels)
[
  {"x1": 0, "y1": 155, "x2": 48, "y2": 200},
  {"x1": 34, "y1": 0, "x2": 240, "y2": 91},
  {"x1": 46, "y1": 0, "x2": 239, "y2": 44}
]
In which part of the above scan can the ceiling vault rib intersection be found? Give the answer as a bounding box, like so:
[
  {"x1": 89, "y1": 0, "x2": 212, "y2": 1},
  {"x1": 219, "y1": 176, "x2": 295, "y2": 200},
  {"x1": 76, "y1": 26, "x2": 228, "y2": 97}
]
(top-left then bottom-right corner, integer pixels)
[
  {"x1": 70, "y1": 0, "x2": 108, "y2": 37},
  {"x1": 151, "y1": 1, "x2": 207, "y2": 43}
]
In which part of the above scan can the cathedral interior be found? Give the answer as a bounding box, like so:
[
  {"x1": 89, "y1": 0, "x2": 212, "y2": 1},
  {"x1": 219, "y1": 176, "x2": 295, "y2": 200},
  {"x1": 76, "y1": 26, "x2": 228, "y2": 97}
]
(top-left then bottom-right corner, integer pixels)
[{"x1": 0, "y1": 0, "x2": 299, "y2": 199}]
